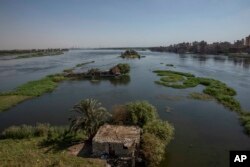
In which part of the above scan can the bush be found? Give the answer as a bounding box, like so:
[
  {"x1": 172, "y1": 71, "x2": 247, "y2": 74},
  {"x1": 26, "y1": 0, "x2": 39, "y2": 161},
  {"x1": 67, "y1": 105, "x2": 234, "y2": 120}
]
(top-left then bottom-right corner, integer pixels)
[
  {"x1": 143, "y1": 120, "x2": 174, "y2": 143},
  {"x1": 0, "y1": 123, "x2": 70, "y2": 140},
  {"x1": 117, "y1": 63, "x2": 130, "y2": 74},
  {"x1": 125, "y1": 101, "x2": 158, "y2": 127},
  {"x1": 111, "y1": 105, "x2": 129, "y2": 124},
  {"x1": 141, "y1": 133, "x2": 166, "y2": 167}
]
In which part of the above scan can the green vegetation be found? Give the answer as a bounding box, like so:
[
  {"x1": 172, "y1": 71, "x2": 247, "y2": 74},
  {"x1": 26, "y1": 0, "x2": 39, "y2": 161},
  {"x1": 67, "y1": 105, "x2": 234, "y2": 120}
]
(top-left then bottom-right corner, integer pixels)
[
  {"x1": 154, "y1": 69, "x2": 250, "y2": 135},
  {"x1": 0, "y1": 62, "x2": 129, "y2": 112},
  {"x1": 69, "y1": 99, "x2": 111, "y2": 139},
  {"x1": 0, "y1": 123, "x2": 105, "y2": 166},
  {"x1": 121, "y1": 49, "x2": 141, "y2": 59},
  {"x1": 189, "y1": 92, "x2": 213, "y2": 100},
  {"x1": 0, "y1": 95, "x2": 31, "y2": 111},
  {"x1": 0, "y1": 74, "x2": 66, "y2": 112},
  {"x1": 153, "y1": 70, "x2": 240, "y2": 112},
  {"x1": 16, "y1": 51, "x2": 64, "y2": 59},
  {"x1": 0, "y1": 99, "x2": 174, "y2": 166},
  {"x1": 0, "y1": 49, "x2": 69, "y2": 59},
  {"x1": 111, "y1": 101, "x2": 174, "y2": 166},
  {"x1": 240, "y1": 112, "x2": 250, "y2": 135},
  {"x1": 141, "y1": 133, "x2": 166, "y2": 167},
  {"x1": 117, "y1": 63, "x2": 130, "y2": 74}
]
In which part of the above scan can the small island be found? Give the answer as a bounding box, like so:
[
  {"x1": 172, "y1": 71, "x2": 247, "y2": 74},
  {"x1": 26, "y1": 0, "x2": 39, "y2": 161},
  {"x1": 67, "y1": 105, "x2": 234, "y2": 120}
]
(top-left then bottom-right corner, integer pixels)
[
  {"x1": 121, "y1": 49, "x2": 141, "y2": 59},
  {"x1": 0, "y1": 48, "x2": 69, "y2": 59}
]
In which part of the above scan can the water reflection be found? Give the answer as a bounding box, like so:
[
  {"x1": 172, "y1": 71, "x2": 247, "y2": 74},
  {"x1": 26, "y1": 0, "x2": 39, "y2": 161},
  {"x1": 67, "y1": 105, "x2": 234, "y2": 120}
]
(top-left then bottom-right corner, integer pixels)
[
  {"x1": 228, "y1": 57, "x2": 250, "y2": 69},
  {"x1": 84, "y1": 75, "x2": 131, "y2": 86}
]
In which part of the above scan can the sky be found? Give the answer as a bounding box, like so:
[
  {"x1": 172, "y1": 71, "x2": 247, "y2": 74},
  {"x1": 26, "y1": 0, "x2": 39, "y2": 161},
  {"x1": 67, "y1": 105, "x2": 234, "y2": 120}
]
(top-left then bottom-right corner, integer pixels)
[{"x1": 0, "y1": 0, "x2": 250, "y2": 49}]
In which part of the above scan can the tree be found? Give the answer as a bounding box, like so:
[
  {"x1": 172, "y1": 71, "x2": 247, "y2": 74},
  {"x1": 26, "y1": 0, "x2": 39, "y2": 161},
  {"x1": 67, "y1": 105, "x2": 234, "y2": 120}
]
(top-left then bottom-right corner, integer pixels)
[
  {"x1": 143, "y1": 120, "x2": 174, "y2": 143},
  {"x1": 125, "y1": 101, "x2": 158, "y2": 127},
  {"x1": 117, "y1": 63, "x2": 130, "y2": 74},
  {"x1": 141, "y1": 133, "x2": 166, "y2": 167},
  {"x1": 69, "y1": 99, "x2": 111, "y2": 139}
]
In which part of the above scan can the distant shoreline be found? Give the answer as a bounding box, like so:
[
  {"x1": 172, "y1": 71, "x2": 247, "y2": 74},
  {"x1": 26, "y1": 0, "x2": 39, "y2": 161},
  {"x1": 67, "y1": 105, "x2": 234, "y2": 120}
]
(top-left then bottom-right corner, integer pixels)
[{"x1": 0, "y1": 48, "x2": 69, "y2": 59}]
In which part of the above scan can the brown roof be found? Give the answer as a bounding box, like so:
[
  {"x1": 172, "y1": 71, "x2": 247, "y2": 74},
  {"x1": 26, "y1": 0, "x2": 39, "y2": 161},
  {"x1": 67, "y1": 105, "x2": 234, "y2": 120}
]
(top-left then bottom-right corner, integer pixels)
[{"x1": 93, "y1": 124, "x2": 141, "y2": 144}]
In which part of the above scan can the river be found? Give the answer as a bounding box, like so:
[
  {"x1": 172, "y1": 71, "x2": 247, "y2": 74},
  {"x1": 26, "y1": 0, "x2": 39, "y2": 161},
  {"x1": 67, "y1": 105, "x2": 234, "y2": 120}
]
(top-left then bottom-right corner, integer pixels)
[{"x1": 0, "y1": 49, "x2": 249, "y2": 167}]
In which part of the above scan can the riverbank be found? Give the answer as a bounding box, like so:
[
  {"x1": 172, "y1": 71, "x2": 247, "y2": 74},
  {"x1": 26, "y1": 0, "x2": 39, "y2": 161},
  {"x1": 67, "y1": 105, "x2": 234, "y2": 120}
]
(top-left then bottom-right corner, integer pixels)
[{"x1": 0, "y1": 49, "x2": 69, "y2": 59}]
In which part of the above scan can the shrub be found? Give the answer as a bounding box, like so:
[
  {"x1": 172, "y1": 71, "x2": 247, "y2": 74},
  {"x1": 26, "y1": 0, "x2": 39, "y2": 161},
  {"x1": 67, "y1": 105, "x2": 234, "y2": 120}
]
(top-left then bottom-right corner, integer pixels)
[
  {"x1": 117, "y1": 63, "x2": 130, "y2": 74},
  {"x1": 125, "y1": 101, "x2": 158, "y2": 127},
  {"x1": 1, "y1": 125, "x2": 35, "y2": 139},
  {"x1": 143, "y1": 120, "x2": 174, "y2": 143},
  {"x1": 141, "y1": 133, "x2": 166, "y2": 167},
  {"x1": 0, "y1": 123, "x2": 71, "y2": 140}
]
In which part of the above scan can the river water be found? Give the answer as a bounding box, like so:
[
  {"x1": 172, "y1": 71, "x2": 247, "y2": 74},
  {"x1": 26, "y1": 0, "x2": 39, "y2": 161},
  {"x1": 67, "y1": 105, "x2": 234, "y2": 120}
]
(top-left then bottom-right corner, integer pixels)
[{"x1": 0, "y1": 49, "x2": 250, "y2": 167}]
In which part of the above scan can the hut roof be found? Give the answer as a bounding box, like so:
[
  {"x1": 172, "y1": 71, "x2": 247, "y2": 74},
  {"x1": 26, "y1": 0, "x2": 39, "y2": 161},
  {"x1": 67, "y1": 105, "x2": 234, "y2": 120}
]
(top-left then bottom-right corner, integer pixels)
[{"x1": 93, "y1": 124, "x2": 141, "y2": 144}]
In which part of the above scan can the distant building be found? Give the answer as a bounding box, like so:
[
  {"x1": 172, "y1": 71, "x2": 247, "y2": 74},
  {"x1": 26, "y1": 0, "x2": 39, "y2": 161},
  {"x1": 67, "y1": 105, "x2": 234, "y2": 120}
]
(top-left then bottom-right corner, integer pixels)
[
  {"x1": 245, "y1": 35, "x2": 250, "y2": 47},
  {"x1": 92, "y1": 124, "x2": 141, "y2": 157}
]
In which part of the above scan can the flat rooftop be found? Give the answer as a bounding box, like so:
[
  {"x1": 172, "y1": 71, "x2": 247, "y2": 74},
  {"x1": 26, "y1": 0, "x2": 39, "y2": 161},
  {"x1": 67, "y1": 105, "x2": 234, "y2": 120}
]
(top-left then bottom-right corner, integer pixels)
[{"x1": 93, "y1": 124, "x2": 141, "y2": 144}]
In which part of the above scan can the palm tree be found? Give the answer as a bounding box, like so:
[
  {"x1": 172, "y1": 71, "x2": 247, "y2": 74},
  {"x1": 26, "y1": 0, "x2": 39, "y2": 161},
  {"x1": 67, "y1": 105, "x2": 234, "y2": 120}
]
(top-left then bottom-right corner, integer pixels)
[{"x1": 69, "y1": 98, "x2": 111, "y2": 139}]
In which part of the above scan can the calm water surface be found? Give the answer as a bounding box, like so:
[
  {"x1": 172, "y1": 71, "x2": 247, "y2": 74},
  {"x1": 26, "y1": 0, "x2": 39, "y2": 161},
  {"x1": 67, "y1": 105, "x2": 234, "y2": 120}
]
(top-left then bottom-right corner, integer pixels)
[{"x1": 0, "y1": 50, "x2": 250, "y2": 167}]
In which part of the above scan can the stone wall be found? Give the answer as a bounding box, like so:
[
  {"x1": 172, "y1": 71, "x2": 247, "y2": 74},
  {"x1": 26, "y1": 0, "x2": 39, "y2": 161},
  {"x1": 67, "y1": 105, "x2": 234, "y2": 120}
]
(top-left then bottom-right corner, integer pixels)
[{"x1": 92, "y1": 141, "x2": 136, "y2": 157}]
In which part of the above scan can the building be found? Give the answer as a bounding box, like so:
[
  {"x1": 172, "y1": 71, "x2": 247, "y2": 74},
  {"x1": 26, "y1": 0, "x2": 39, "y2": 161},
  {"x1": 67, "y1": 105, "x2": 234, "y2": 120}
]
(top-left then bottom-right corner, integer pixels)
[
  {"x1": 92, "y1": 124, "x2": 141, "y2": 157},
  {"x1": 245, "y1": 35, "x2": 250, "y2": 47}
]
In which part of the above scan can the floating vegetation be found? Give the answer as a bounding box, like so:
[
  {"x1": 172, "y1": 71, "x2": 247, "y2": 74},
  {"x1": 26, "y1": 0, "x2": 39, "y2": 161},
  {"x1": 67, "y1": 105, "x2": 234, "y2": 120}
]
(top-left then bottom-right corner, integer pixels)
[
  {"x1": 240, "y1": 112, "x2": 250, "y2": 135},
  {"x1": 154, "y1": 69, "x2": 250, "y2": 135},
  {"x1": 166, "y1": 64, "x2": 174, "y2": 67},
  {"x1": 153, "y1": 70, "x2": 240, "y2": 112}
]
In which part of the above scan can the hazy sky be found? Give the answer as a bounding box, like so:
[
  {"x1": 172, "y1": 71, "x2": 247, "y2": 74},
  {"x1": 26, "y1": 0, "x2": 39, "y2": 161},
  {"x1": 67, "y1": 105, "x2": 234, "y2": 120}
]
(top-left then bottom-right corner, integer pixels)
[{"x1": 0, "y1": 0, "x2": 250, "y2": 49}]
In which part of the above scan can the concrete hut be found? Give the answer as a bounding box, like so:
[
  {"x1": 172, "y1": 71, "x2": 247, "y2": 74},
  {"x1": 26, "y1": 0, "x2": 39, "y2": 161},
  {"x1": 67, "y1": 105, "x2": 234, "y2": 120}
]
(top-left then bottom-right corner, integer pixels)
[{"x1": 92, "y1": 124, "x2": 141, "y2": 157}]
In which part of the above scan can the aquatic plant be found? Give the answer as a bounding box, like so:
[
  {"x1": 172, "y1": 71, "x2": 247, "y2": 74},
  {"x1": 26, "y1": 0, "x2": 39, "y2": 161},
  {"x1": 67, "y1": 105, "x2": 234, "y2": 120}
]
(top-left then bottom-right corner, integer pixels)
[{"x1": 153, "y1": 70, "x2": 241, "y2": 112}]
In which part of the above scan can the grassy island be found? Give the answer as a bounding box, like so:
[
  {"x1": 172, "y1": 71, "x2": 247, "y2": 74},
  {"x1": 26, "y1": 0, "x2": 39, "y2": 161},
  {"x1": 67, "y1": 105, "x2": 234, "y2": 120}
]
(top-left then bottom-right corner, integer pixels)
[
  {"x1": 121, "y1": 49, "x2": 141, "y2": 59},
  {"x1": 153, "y1": 69, "x2": 250, "y2": 135},
  {"x1": 0, "y1": 63, "x2": 131, "y2": 112}
]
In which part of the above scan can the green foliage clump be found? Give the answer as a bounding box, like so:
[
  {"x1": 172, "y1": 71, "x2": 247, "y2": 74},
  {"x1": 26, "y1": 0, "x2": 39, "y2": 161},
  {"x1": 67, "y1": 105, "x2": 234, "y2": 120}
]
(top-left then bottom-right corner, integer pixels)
[
  {"x1": 111, "y1": 101, "x2": 174, "y2": 166},
  {"x1": 141, "y1": 133, "x2": 166, "y2": 167},
  {"x1": 121, "y1": 50, "x2": 141, "y2": 59},
  {"x1": 1, "y1": 123, "x2": 52, "y2": 139},
  {"x1": 125, "y1": 101, "x2": 157, "y2": 127},
  {"x1": 240, "y1": 112, "x2": 250, "y2": 134},
  {"x1": 69, "y1": 99, "x2": 111, "y2": 139},
  {"x1": 143, "y1": 120, "x2": 174, "y2": 143},
  {"x1": 117, "y1": 63, "x2": 130, "y2": 74},
  {"x1": 153, "y1": 70, "x2": 195, "y2": 77},
  {"x1": 154, "y1": 70, "x2": 241, "y2": 112},
  {"x1": 47, "y1": 74, "x2": 66, "y2": 82}
]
